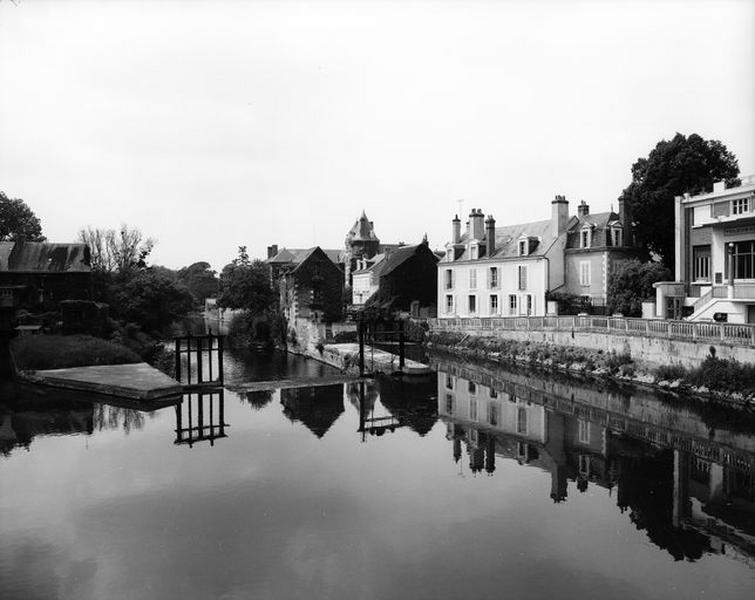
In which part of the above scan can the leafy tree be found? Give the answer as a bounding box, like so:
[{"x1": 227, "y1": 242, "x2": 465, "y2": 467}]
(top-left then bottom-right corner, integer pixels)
[
  {"x1": 0, "y1": 191, "x2": 45, "y2": 241},
  {"x1": 218, "y1": 246, "x2": 274, "y2": 313},
  {"x1": 177, "y1": 261, "x2": 218, "y2": 305},
  {"x1": 114, "y1": 268, "x2": 195, "y2": 333},
  {"x1": 78, "y1": 225, "x2": 155, "y2": 274},
  {"x1": 619, "y1": 133, "x2": 739, "y2": 270},
  {"x1": 608, "y1": 259, "x2": 671, "y2": 317}
]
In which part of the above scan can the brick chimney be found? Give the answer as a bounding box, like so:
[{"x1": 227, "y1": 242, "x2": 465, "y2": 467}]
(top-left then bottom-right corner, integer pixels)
[
  {"x1": 267, "y1": 244, "x2": 279, "y2": 259},
  {"x1": 485, "y1": 215, "x2": 496, "y2": 257},
  {"x1": 618, "y1": 198, "x2": 631, "y2": 246},
  {"x1": 470, "y1": 208, "x2": 485, "y2": 240},
  {"x1": 452, "y1": 215, "x2": 461, "y2": 243},
  {"x1": 577, "y1": 201, "x2": 589, "y2": 217},
  {"x1": 551, "y1": 195, "x2": 569, "y2": 237}
]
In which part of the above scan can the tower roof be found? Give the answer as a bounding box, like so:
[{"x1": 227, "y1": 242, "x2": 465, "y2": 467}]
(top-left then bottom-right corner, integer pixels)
[{"x1": 346, "y1": 211, "x2": 380, "y2": 243}]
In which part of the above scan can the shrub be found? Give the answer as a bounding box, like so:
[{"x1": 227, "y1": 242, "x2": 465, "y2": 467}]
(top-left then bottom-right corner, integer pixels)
[
  {"x1": 11, "y1": 334, "x2": 141, "y2": 371},
  {"x1": 654, "y1": 363, "x2": 687, "y2": 382}
]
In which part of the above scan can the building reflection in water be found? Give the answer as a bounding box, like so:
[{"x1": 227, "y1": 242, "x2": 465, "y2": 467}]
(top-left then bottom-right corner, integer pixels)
[
  {"x1": 175, "y1": 389, "x2": 227, "y2": 447},
  {"x1": 436, "y1": 364, "x2": 755, "y2": 564},
  {"x1": 281, "y1": 384, "x2": 344, "y2": 438}
]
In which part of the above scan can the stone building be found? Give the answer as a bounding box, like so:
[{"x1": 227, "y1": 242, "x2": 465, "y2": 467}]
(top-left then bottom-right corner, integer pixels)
[{"x1": 278, "y1": 246, "x2": 344, "y2": 324}]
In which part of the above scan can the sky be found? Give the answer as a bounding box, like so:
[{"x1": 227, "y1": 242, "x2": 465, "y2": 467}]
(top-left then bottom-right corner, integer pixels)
[{"x1": 0, "y1": 0, "x2": 753, "y2": 271}]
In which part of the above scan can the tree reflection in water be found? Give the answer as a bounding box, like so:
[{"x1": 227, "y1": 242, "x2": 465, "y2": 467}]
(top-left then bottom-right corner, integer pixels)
[{"x1": 92, "y1": 404, "x2": 151, "y2": 434}]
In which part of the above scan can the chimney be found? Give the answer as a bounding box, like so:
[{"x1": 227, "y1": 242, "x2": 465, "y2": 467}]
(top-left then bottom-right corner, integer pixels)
[
  {"x1": 619, "y1": 197, "x2": 631, "y2": 247},
  {"x1": 470, "y1": 208, "x2": 485, "y2": 240},
  {"x1": 452, "y1": 215, "x2": 461, "y2": 243},
  {"x1": 577, "y1": 201, "x2": 589, "y2": 217},
  {"x1": 267, "y1": 244, "x2": 278, "y2": 259},
  {"x1": 551, "y1": 195, "x2": 569, "y2": 237},
  {"x1": 485, "y1": 215, "x2": 496, "y2": 256}
]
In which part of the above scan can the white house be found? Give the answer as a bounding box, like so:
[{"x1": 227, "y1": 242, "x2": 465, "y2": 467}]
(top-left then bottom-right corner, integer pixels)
[
  {"x1": 437, "y1": 198, "x2": 569, "y2": 318},
  {"x1": 654, "y1": 175, "x2": 755, "y2": 322}
]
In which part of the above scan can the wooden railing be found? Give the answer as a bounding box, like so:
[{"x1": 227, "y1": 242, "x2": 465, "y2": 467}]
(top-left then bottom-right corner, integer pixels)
[{"x1": 428, "y1": 315, "x2": 755, "y2": 347}]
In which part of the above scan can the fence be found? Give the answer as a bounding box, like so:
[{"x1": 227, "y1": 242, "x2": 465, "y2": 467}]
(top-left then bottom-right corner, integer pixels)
[{"x1": 428, "y1": 315, "x2": 755, "y2": 347}]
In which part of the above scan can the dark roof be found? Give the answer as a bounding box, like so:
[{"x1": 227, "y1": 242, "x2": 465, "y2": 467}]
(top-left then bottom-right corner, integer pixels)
[
  {"x1": 355, "y1": 244, "x2": 438, "y2": 277},
  {"x1": 346, "y1": 211, "x2": 379, "y2": 243},
  {"x1": 267, "y1": 247, "x2": 343, "y2": 265},
  {"x1": 567, "y1": 211, "x2": 620, "y2": 230},
  {"x1": 0, "y1": 242, "x2": 91, "y2": 273},
  {"x1": 454, "y1": 219, "x2": 557, "y2": 261}
]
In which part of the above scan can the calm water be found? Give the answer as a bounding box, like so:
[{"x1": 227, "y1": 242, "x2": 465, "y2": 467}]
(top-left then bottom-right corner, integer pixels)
[{"x1": 1, "y1": 349, "x2": 754, "y2": 599}]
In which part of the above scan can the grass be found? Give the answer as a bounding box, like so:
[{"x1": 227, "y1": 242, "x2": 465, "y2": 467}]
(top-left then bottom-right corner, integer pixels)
[{"x1": 11, "y1": 334, "x2": 141, "y2": 371}]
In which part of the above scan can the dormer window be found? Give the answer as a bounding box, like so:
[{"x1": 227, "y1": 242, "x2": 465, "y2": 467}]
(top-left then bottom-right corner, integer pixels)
[
  {"x1": 518, "y1": 239, "x2": 528, "y2": 256},
  {"x1": 612, "y1": 227, "x2": 622, "y2": 247},
  {"x1": 580, "y1": 227, "x2": 592, "y2": 249},
  {"x1": 470, "y1": 245, "x2": 478, "y2": 260}
]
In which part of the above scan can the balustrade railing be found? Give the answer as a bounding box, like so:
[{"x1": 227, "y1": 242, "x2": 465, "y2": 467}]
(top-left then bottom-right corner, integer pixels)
[{"x1": 427, "y1": 314, "x2": 755, "y2": 347}]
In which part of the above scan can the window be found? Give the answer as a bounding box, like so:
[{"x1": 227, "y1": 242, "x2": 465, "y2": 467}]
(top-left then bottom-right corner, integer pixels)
[
  {"x1": 732, "y1": 197, "x2": 750, "y2": 215},
  {"x1": 445, "y1": 394, "x2": 454, "y2": 415},
  {"x1": 444, "y1": 269, "x2": 454, "y2": 290},
  {"x1": 470, "y1": 399, "x2": 478, "y2": 421},
  {"x1": 468, "y1": 295, "x2": 477, "y2": 314},
  {"x1": 578, "y1": 419, "x2": 590, "y2": 444},
  {"x1": 445, "y1": 294, "x2": 454, "y2": 314},
  {"x1": 489, "y1": 388, "x2": 498, "y2": 399},
  {"x1": 579, "y1": 261, "x2": 591, "y2": 286},
  {"x1": 489, "y1": 267, "x2": 499, "y2": 289},
  {"x1": 490, "y1": 294, "x2": 499, "y2": 314},
  {"x1": 613, "y1": 228, "x2": 623, "y2": 247},
  {"x1": 489, "y1": 403, "x2": 499, "y2": 426},
  {"x1": 508, "y1": 294, "x2": 518, "y2": 315},
  {"x1": 469, "y1": 269, "x2": 477, "y2": 290},
  {"x1": 693, "y1": 246, "x2": 711, "y2": 281},
  {"x1": 517, "y1": 407, "x2": 527, "y2": 434},
  {"x1": 445, "y1": 375, "x2": 454, "y2": 390},
  {"x1": 727, "y1": 241, "x2": 755, "y2": 280},
  {"x1": 518, "y1": 239, "x2": 528, "y2": 256},
  {"x1": 470, "y1": 245, "x2": 478, "y2": 260},
  {"x1": 526, "y1": 294, "x2": 534, "y2": 316},
  {"x1": 468, "y1": 381, "x2": 477, "y2": 394},
  {"x1": 518, "y1": 265, "x2": 527, "y2": 290},
  {"x1": 580, "y1": 228, "x2": 591, "y2": 248}
]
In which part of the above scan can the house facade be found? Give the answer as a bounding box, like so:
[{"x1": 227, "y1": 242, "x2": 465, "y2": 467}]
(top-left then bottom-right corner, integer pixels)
[
  {"x1": 655, "y1": 175, "x2": 755, "y2": 322},
  {"x1": 357, "y1": 240, "x2": 439, "y2": 317},
  {"x1": 278, "y1": 246, "x2": 344, "y2": 323},
  {"x1": 436, "y1": 199, "x2": 569, "y2": 318},
  {"x1": 0, "y1": 241, "x2": 92, "y2": 310},
  {"x1": 562, "y1": 200, "x2": 637, "y2": 311}
]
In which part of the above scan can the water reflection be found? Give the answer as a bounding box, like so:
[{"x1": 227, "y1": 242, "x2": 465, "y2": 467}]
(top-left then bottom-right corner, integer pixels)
[
  {"x1": 174, "y1": 389, "x2": 227, "y2": 447},
  {"x1": 435, "y1": 361, "x2": 755, "y2": 564},
  {"x1": 281, "y1": 384, "x2": 345, "y2": 438},
  {"x1": 0, "y1": 400, "x2": 93, "y2": 456}
]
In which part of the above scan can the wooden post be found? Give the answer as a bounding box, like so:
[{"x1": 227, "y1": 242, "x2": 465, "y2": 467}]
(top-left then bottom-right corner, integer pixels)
[
  {"x1": 197, "y1": 336, "x2": 203, "y2": 384},
  {"x1": 187, "y1": 332, "x2": 193, "y2": 385},
  {"x1": 208, "y1": 333, "x2": 213, "y2": 382},
  {"x1": 175, "y1": 338, "x2": 181, "y2": 384},
  {"x1": 218, "y1": 335, "x2": 224, "y2": 385},
  {"x1": 399, "y1": 320, "x2": 405, "y2": 371},
  {"x1": 358, "y1": 319, "x2": 365, "y2": 377}
]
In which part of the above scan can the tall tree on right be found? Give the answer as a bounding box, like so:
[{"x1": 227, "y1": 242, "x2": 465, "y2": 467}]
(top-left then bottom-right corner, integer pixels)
[{"x1": 619, "y1": 133, "x2": 740, "y2": 271}]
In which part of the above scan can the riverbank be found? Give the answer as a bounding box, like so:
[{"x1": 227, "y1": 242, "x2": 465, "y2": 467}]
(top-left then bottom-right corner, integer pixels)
[{"x1": 427, "y1": 330, "x2": 755, "y2": 408}]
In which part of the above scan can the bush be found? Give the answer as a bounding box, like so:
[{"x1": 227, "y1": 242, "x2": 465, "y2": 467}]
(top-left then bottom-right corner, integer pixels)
[
  {"x1": 608, "y1": 259, "x2": 671, "y2": 317},
  {"x1": 11, "y1": 334, "x2": 141, "y2": 371},
  {"x1": 654, "y1": 363, "x2": 687, "y2": 382}
]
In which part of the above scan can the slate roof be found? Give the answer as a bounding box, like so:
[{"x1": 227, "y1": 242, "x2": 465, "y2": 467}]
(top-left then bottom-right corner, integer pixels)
[
  {"x1": 353, "y1": 244, "x2": 439, "y2": 277},
  {"x1": 568, "y1": 211, "x2": 620, "y2": 230},
  {"x1": 0, "y1": 242, "x2": 91, "y2": 273},
  {"x1": 346, "y1": 211, "x2": 379, "y2": 243},
  {"x1": 267, "y1": 247, "x2": 343, "y2": 265},
  {"x1": 454, "y1": 219, "x2": 557, "y2": 261}
]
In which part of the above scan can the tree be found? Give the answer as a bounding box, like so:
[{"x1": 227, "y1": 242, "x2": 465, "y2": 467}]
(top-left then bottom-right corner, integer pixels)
[
  {"x1": 177, "y1": 261, "x2": 218, "y2": 305},
  {"x1": 0, "y1": 192, "x2": 45, "y2": 241},
  {"x1": 114, "y1": 268, "x2": 195, "y2": 333},
  {"x1": 78, "y1": 225, "x2": 155, "y2": 274},
  {"x1": 607, "y1": 259, "x2": 671, "y2": 317},
  {"x1": 619, "y1": 133, "x2": 739, "y2": 271},
  {"x1": 217, "y1": 246, "x2": 274, "y2": 313}
]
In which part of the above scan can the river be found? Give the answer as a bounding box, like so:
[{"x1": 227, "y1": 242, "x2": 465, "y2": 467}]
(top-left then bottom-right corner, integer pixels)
[{"x1": 1, "y1": 348, "x2": 753, "y2": 599}]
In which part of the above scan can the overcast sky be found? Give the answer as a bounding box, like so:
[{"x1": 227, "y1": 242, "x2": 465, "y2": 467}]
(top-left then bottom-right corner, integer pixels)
[{"x1": 1, "y1": 0, "x2": 753, "y2": 270}]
